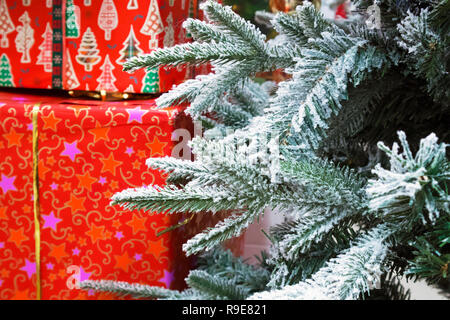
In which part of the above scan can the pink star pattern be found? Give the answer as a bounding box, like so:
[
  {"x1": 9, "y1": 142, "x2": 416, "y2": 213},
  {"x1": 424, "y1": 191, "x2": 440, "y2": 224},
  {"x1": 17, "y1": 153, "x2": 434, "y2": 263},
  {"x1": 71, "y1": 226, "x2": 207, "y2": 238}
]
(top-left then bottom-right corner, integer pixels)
[
  {"x1": 125, "y1": 147, "x2": 134, "y2": 156},
  {"x1": 115, "y1": 231, "x2": 124, "y2": 240},
  {"x1": 79, "y1": 267, "x2": 91, "y2": 282},
  {"x1": 0, "y1": 90, "x2": 235, "y2": 299},
  {"x1": 159, "y1": 269, "x2": 174, "y2": 288}
]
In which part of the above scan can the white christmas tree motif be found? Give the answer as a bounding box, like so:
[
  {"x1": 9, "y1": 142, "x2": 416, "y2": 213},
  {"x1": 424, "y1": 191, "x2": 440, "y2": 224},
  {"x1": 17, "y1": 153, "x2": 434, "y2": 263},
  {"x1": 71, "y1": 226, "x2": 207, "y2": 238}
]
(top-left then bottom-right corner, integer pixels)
[
  {"x1": 22, "y1": 0, "x2": 31, "y2": 6},
  {"x1": 36, "y1": 22, "x2": 52, "y2": 72},
  {"x1": 163, "y1": 12, "x2": 175, "y2": 48},
  {"x1": 84, "y1": 0, "x2": 91, "y2": 5},
  {"x1": 15, "y1": 11, "x2": 34, "y2": 64},
  {"x1": 65, "y1": 49, "x2": 80, "y2": 89},
  {"x1": 0, "y1": 0, "x2": 15, "y2": 48},
  {"x1": 116, "y1": 25, "x2": 143, "y2": 65},
  {"x1": 0, "y1": 53, "x2": 15, "y2": 87},
  {"x1": 66, "y1": 0, "x2": 81, "y2": 38},
  {"x1": 76, "y1": 27, "x2": 101, "y2": 72},
  {"x1": 140, "y1": 0, "x2": 164, "y2": 49},
  {"x1": 46, "y1": 0, "x2": 52, "y2": 8},
  {"x1": 127, "y1": 0, "x2": 138, "y2": 10},
  {"x1": 96, "y1": 54, "x2": 117, "y2": 92},
  {"x1": 125, "y1": 84, "x2": 135, "y2": 93},
  {"x1": 98, "y1": 0, "x2": 118, "y2": 41}
]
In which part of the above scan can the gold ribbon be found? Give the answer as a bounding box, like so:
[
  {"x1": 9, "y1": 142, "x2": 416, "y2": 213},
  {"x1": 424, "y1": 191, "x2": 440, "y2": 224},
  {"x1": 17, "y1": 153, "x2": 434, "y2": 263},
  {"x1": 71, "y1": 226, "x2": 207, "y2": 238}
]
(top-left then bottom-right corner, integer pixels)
[{"x1": 32, "y1": 103, "x2": 42, "y2": 300}]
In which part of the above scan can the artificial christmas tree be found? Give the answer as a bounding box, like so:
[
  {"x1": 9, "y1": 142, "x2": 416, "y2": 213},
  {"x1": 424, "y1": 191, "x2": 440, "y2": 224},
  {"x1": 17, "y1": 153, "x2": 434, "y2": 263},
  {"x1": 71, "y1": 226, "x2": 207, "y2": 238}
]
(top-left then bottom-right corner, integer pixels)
[
  {"x1": 36, "y1": 23, "x2": 53, "y2": 73},
  {"x1": 82, "y1": 0, "x2": 449, "y2": 300}
]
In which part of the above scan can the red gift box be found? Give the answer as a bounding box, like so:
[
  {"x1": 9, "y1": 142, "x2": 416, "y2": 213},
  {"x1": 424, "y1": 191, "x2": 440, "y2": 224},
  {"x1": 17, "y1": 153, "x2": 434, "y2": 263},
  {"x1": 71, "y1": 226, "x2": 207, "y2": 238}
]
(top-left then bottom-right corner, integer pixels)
[
  {"x1": 0, "y1": 0, "x2": 202, "y2": 93},
  {"x1": 0, "y1": 90, "x2": 244, "y2": 300}
]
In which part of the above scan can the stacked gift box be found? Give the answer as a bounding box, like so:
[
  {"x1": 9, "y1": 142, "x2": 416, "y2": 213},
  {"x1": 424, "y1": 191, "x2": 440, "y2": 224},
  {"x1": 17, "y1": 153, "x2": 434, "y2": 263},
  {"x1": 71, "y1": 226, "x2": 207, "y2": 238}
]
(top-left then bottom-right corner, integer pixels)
[
  {"x1": 0, "y1": 0, "x2": 242, "y2": 300},
  {"x1": 0, "y1": 90, "x2": 242, "y2": 300}
]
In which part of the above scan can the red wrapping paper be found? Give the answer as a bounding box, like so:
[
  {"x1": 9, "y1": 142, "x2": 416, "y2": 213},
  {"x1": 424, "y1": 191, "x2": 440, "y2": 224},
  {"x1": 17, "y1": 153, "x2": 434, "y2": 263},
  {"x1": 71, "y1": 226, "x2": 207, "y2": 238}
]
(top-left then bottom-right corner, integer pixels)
[
  {"x1": 0, "y1": 90, "x2": 244, "y2": 300},
  {"x1": 0, "y1": 0, "x2": 201, "y2": 93}
]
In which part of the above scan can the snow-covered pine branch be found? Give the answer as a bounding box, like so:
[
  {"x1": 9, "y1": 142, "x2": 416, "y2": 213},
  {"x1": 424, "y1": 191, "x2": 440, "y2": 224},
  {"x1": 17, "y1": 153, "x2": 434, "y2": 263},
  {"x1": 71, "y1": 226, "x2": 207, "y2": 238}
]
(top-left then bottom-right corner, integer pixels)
[
  {"x1": 99, "y1": 0, "x2": 450, "y2": 301},
  {"x1": 397, "y1": 9, "x2": 449, "y2": 103},
  {"x1": 186, "y1": 270, "x2": 250, "y2": 300},
  {"x1": 368, "y1": 131, "x2": 450, "y2": 227},
  {"x1": 272, "y1": 2, "x2": 333, "y2": 45},
  {"x1": 249, "y1": 223, "x2": 394, "y2": 300}
]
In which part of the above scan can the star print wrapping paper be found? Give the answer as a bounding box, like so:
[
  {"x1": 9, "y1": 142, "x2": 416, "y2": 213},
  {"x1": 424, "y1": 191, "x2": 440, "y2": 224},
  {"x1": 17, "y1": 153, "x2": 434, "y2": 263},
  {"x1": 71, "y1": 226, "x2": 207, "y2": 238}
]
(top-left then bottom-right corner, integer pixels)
[
  {"x1": 0, "y1": 90, "x2": 244, "y2": 300},
  {"x1": 0, "y1": 0, "x2": 202, "y2": 93}
]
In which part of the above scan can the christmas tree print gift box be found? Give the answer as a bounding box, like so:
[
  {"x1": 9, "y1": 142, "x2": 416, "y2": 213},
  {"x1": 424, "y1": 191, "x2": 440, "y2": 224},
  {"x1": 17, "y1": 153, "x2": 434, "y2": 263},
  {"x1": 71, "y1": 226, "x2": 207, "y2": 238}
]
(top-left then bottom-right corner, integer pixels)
[
  {"x1": 0, "y1": 90, "x2": 243, "y2": 300},
  {"x1": 0, "y1": 0, "x2": 200, "y2": 93}
]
